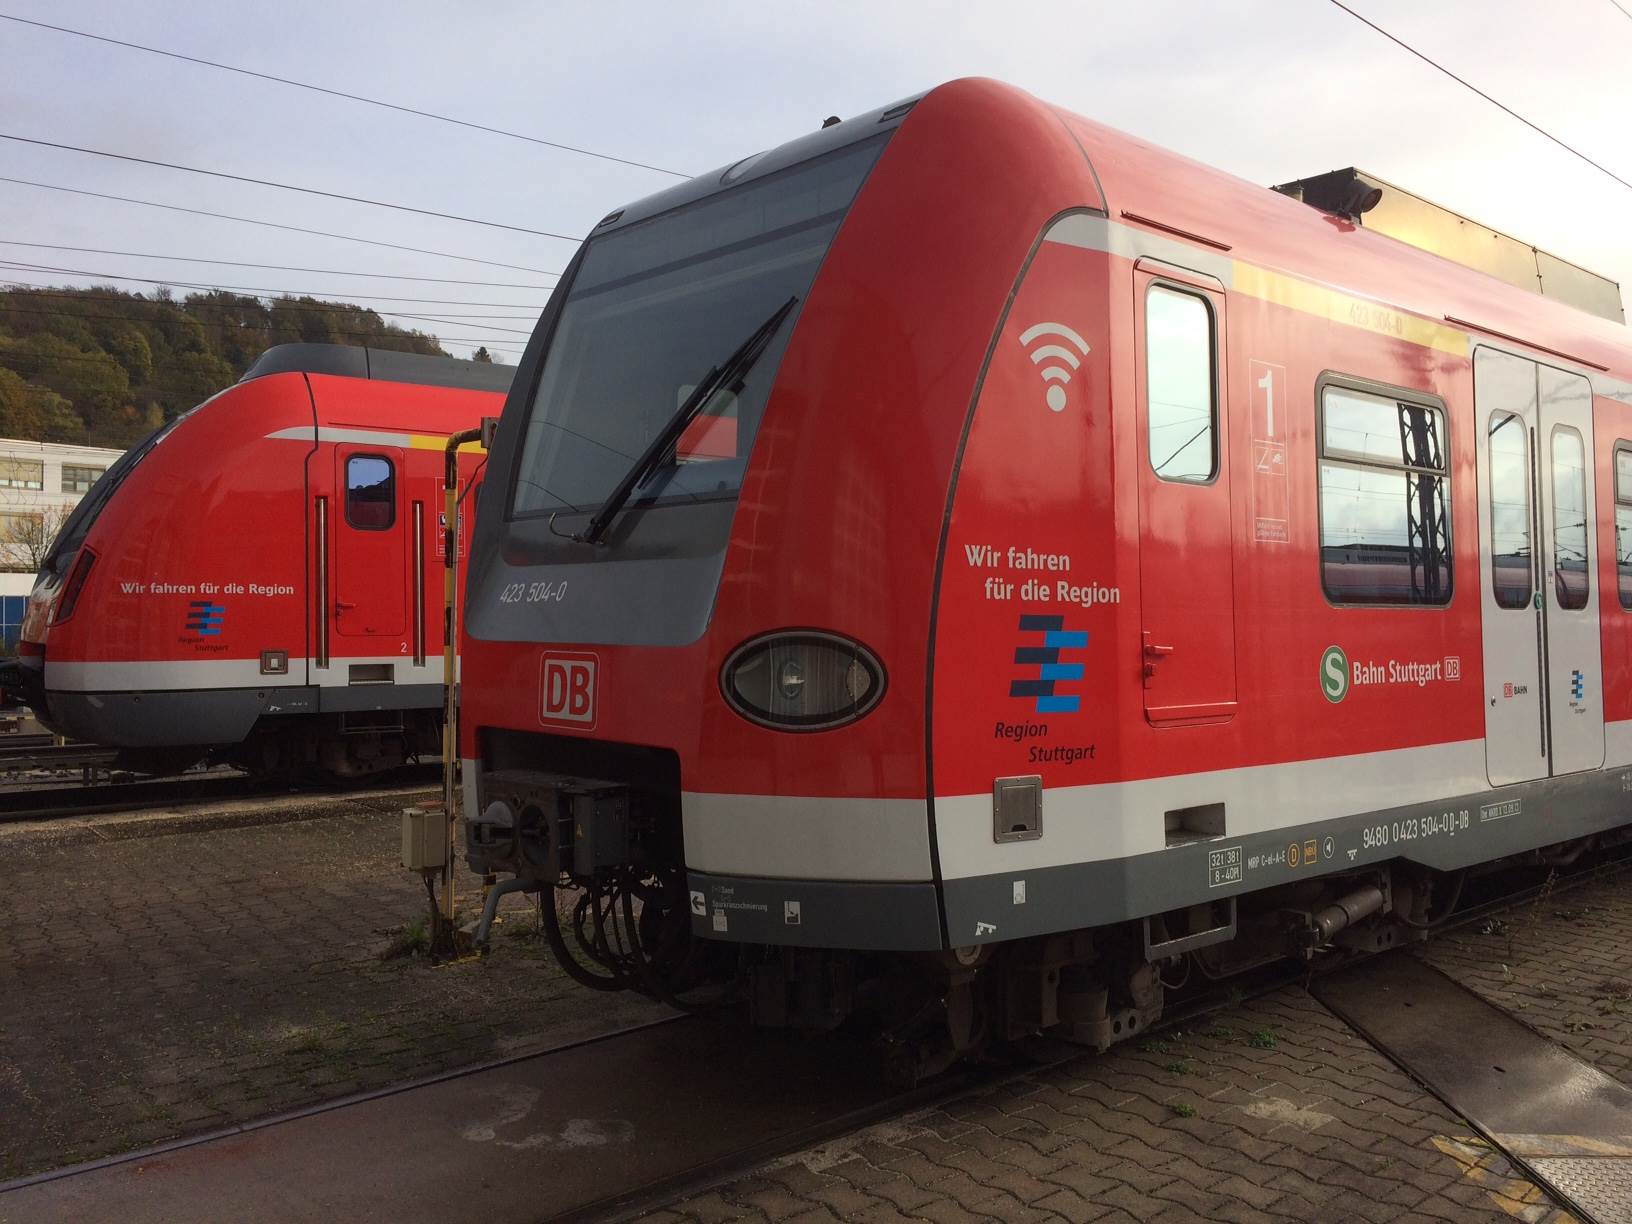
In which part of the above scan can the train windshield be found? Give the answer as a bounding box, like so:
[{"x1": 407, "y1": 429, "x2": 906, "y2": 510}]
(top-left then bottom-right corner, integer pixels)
[
  {"x1": 510, "y1": 135, "x2": 886, "y2": 521},
  {"x1": 38, "y1": 409, "x2": 191, "y2": 580}
]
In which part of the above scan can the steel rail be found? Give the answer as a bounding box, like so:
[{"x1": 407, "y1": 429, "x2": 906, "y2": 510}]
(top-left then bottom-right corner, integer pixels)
[{"x1": 0, "y1": 763, "x2": 441, "y2": 823}]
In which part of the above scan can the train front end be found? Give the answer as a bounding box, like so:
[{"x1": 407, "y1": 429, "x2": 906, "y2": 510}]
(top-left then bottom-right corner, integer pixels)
[{"x1": 461, "y1": 80, "x2": 1111, "y2": 1062}]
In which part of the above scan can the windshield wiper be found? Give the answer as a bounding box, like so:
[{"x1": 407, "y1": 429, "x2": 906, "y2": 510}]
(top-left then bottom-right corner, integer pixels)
[{"x1": 559, "y1": 294, "x2": 798, "y2": 546}]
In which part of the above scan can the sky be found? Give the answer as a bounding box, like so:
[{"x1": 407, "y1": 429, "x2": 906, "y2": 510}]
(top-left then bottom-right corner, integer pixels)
[{"x1": 1, "y1": 0, "x2": 1628, "y2": 362}]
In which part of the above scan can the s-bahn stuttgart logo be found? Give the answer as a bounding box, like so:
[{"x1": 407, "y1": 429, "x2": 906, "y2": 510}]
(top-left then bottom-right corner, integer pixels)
[
  {"x1": 540, "y1": 651, "x2": 597, "y2": 728},
  {"x1": 1320, "y1": 645, "x2": 1349, "y2": 704},
  {"x1": 1009, "y1": 615, "x2": 1087, "y2": 713},
  {"x1": 184, "y1": 601, "x2": 225, "y2": 637}
]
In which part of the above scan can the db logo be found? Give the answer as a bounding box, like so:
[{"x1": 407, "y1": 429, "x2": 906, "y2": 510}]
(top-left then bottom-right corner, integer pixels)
[{"x1": 540, "y1": 652, "x2": 597, "y2": 728}]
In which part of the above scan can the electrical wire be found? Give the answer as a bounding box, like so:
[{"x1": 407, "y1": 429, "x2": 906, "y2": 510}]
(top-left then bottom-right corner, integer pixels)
[
  {"x1": 1326, "y1": 1, "x2": 1632, "y2": 194},
  {"x1": 0, "y1": 12, "x2": 689, "y2": 179},
  {"x1": 0, "y1": 176, "x2": 558, "y2": 275},
  {"x1": 0, "y1": 285, "x2": 537, "y2": 321},
  {"x1": 0, "y1": 132, "x2": 586, "y2": 239},
  {"x1": 0, "y1": 304, "x2": 530, "y2": 350},
  {"x1": 1610, "y1": 0, "x2": 1632, "y2": 21},
  {"x1": 0, "y1": 262, "x2": 546, "y2": 308},
  {"x1": 0, "y1": 240, "x2": 555, "y2": 288},
  {"x1": 0, "y1": 311, "x2": 524, "y2": 350}
]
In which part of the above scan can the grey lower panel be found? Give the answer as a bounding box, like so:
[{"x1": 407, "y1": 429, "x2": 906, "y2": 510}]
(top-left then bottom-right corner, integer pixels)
[
  {"x1": 686, "y1": 871, "x2": 943, "y2": 952},
  {"x1": 318, "y1": 682, "x2": 442, "y2": 713},
  {"x1": 43, "y1": 687, "x2": 318, "y2": 747},
  {"x1": 941, "y1": 765, "x2": 1632, "y2": 948},
  {"x1": 42, "y1": 682, "x2": 442, "y2": 747}
]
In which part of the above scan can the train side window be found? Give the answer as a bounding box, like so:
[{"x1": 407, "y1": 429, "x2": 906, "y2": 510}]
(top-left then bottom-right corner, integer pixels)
[
  {"x1": 1145, "y1": 285, "x2": 1216, "y2": 483},
  {"x1": 1550, "y1": 426, "x2": 1589, "y2": 610},
  {"x1": 1615, "y1": 444, "x2": 1632, "y2": 610},
  {"x1": 1318, "y1": 382, "x2": 1451, "y2": 606},
  {"x1": 1488, "y1": 412, "x2": 1532, "y2": 610},
  {"x1": 346, "y1": 455, "x2": 396, "y2": 530}
]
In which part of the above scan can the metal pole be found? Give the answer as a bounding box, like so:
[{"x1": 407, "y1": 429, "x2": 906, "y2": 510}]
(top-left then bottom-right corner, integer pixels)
[{"x1": 441, "y1": 428, "x2": 482, "y2": 932}]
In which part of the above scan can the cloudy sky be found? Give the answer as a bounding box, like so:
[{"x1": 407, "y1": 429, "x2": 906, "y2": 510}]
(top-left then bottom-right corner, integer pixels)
[{"x1": 2, "y1": 0, "x2": 1627, "y2": 360}]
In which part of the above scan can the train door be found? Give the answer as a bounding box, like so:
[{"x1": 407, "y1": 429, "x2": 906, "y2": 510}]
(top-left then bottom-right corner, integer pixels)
[
  {"x1": 1133, "y1": 264, "x2": 1237, "y2": 724},
  {"x1": 1538, "y1": 365, "x2": 1603, "y2": 774},
  {"x1": 332, "y1": 446, "x2": 407, "y2": 640},
  {"x1": 1474, "y1": 348, "x2": 1602, "y2": 785}
]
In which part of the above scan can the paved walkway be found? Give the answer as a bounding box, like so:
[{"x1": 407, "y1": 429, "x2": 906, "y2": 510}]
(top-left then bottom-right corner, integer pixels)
[
  {"x1": 3, "y1": 795, "x2": 1625, "y2": 1222},
  {"x1": 0, "y1": 791, "x2": 665, "y2": 1181},
  {"x1": 651, "y1": 870, "x2": 1632, "y2": 1224}
]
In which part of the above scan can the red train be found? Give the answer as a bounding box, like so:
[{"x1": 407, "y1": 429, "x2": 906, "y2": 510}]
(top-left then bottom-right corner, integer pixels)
[
  {"x1": 459, "y1": 79, "x2": 1632, "y2": 1072},
  {"x1": 12, "y1": 344, "x2": 507, "y2": 777}
]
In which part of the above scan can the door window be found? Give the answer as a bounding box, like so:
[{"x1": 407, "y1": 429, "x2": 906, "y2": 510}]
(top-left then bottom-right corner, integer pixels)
[
  {"x1": 346, "y1": 455, "x2": 395, "y2": 530},
  {"x1": 1488, "y1": 412, "x2": 1532, "y2": 610},
  {"x1": 1145, "y1": 285, "x2": 1216, "y2": 483},
  {"x1": 1614, "y1": 444, "x2": 1632, "y2": 610},
  {"x1": 1551, "y1": 427, "x2": 1588, "y2": 610}
]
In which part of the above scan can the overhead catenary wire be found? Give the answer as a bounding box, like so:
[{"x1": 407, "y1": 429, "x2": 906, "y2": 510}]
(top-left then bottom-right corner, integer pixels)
[
  {"x1": 0, "y1": 300, "x2": 534, "y2": 340},
  {"x1": 0, "y1": 11, "x2": 690, "y2": 179},
  {"x1": 0, "y1": 132, "x2": 586, "y2": 240},
  {"x1": 0, "y1": 240, "x2": 557, "y2": 288},
  {"x1": 0, "y1": 262, "x2": 548, "y2": 308},
  {"x1": 0, "y1": 176, "x2": 559, "y2": 276},
  {"x1": 0, "y1": 285, "x2": 537, "y2": 321},
  {"x1": 0, "y1": 304, "x2": 528, "y2": 350},
  {"x1": 1326, "y1": 0, "x2": 1632, "y2": 194}
]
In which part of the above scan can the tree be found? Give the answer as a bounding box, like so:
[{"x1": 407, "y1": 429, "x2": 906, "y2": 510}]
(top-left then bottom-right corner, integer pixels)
[
  {"x1": 0, "y1": 283, "x2": 455, "y2": 447},
  {"x1": 472, "y1": 347, "x2": 494, "y2": 363},
  {"x1": 0, "y1": 504, "x2": 69, "y2": 573},
  {"x1": 105, "y1": 328, "x2": 155, "y2": 384},
  {"x1": 0, "y1": 367, "x2": 83, "y2": 443}
]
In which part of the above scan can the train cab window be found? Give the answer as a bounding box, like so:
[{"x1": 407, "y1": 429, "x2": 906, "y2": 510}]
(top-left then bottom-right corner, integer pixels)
[
  {"x1": 1551, "y1": 427, "x2": 1589, "y2": 610},
  {"x1": 1615, "y1": 444, "x2": 1632, "y2": 610},
  {"x1": 1318, "y1": 382, "x2": 1451, "y2": 605},
  {"x1": 1145, "y1": 285, "x2": 1216, "y2": 482},
  {"x1": 1489, "y1": 413, "x2": 1532, "y2": 610},
  {"x1": 345, "y1": 455, "x2": 395, "y2": 530}
]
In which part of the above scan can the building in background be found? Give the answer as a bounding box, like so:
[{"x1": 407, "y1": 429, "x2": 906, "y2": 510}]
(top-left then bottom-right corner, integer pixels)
[{"x1": 1, "y1": 438, "x2": 127, "y2": 648}]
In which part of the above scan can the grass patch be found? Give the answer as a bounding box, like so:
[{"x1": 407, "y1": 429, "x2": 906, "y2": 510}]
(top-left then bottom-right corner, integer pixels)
[
  {"x1": 379, "y1": 917, "x2": 430, "y2": 961},
  {"x1": 1248, "y1": 1028, "x2": 1277, "y2": 1049},
  {"x1": 1172, "y1": 1102, "x2": 1197, "y2": 1118}
]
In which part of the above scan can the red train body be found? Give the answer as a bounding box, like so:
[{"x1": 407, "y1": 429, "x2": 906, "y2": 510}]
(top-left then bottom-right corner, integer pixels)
[
  {"x1": 15, "y1": 344, "x2": 507, "y2": 777},
  {"x1": 460, "y1": 80, "x2": 1632, "y2": 1063}
]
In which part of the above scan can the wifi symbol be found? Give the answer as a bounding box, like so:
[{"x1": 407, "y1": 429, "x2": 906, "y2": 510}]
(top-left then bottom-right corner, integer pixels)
[{"x1": 1019, "y1": 322, "x2": 1090, "y2": 412}]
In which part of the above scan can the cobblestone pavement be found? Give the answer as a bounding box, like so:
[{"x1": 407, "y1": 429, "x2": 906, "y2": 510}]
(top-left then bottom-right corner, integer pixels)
[
  {"x1": 0, "y1": 791, "x2": 666, "y2": 1181},
  {"x1": 1422, "y1": 868, "x2": 1632, "y2": 1089},
  {"x1": 4, "y1": 793, "x2": 1626, "y2": 1222},
  {"x1": 648, "y1": 868, "x2": 1632, "y2": 1224}
]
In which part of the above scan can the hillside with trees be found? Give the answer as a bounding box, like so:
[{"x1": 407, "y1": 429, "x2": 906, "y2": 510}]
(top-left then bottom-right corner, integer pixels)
[{"x1": 0, "y1": 285, "x2": 463, "y2": 449}]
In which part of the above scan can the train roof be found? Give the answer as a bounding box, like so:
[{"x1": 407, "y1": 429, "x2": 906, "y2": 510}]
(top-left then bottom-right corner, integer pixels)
[{"x1": 239, "y1": 343, "x2": 515, "y2": 394}]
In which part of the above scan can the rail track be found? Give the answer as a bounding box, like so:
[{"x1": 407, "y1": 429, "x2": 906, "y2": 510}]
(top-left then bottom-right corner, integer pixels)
[
  {"x1": 0, "y1": 761, "x2": 441, "y2": 823},
  {"x1": 0, "y1": 740, "x2": 120, "y2": 773},
  {"x1": 8, "y1": 840, "x2": 1622, "y2": 1224}
]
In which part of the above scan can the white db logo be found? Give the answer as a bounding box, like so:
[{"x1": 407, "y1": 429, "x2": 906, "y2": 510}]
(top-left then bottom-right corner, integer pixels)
[{"x1": 540, "y1": 652, "x2": 597, "y2": 728}]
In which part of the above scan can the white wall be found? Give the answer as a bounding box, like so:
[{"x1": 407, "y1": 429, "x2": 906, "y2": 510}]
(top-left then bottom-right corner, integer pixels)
[{"x1": 0, "y1": 436, "x2": 126, "y2": 575}]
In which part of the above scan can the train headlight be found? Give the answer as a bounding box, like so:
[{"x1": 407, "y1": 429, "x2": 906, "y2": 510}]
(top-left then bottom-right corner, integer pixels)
[{"x1": 722, "y1": 631, "x2": 885, "y2": 731}]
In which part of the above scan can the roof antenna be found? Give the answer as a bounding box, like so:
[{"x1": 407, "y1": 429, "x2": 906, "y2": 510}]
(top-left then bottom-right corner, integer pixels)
[{"x1": 821, "y1": 115, "x2": 841, "y2": 129}]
